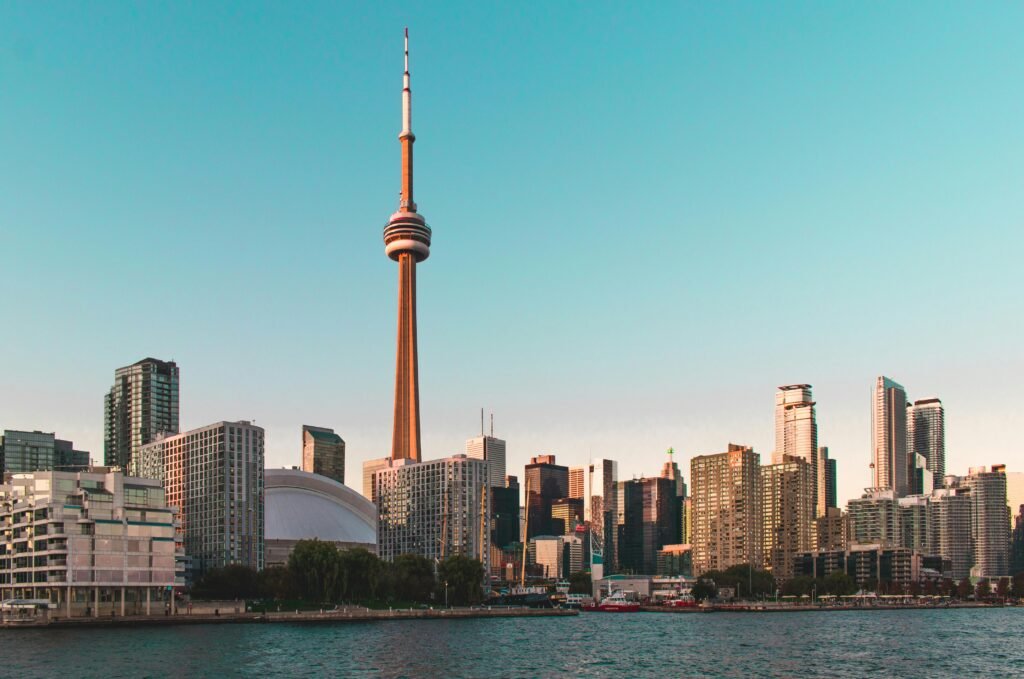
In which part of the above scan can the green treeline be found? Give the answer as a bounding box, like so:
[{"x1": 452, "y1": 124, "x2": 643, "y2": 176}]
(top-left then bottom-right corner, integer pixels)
[{"x1": 190, "y1": 540, "x2": 486, "y2": 607}]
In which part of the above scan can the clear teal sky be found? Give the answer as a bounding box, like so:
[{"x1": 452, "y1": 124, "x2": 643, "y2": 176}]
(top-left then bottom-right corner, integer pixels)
[{"x1": 2, "y1": 3, "x2": 1022, "y2": 506}]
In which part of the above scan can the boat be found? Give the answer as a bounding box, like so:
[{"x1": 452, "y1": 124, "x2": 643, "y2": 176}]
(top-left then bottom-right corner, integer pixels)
[
  {"x1": 666, "y1": 594, "x2": 697, "y2": 608},
  {"x1": 584, "y1": 590, "x2": 640, "y2": 612}
]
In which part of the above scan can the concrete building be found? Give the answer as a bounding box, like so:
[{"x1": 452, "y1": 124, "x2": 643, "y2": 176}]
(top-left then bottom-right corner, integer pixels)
[
  {"x1": 773, "y1": 385, "x2": 820, "y2": 516},
  {"x1": 816, "y1": 507, "x2": 849, "y2": 551},
  {"x1": 794, "y1": 544, "x2": 926, "y2": 589},
  {"x1": 301, "y1": 425, "x2": 345, "y2": 486},
  {"x1": 872, "y1": 376, "x2": 909, "y2": 497},
  {"x1": 690, "y1": 444, "x2": 762, "y2": 575},
  {"x1": 528, "y1": 534, "x2": 582, "y2": 580},
  {"x1": 911, "y1": 453, "x2": 935, "y2": 496},
  {"x1": 907, "y1": 398, "x2": 944, "y2": 490},
  {"x1": 525, "y1": 455, "x2": 568, "y2": 540},
  {"x1": 0, "y1": 470, "x2": 178, "y2": 617},
  {"x1": 264, "y1": 468, "x2": 376, "y2": 566},
  {"x1": 761, "y1": 455, "x2": 815, "y2": 581},
  {"x1": 132, "y1": 421, "x2": 265, "y2": 576},
  {"x1": 375, "y1": 455, "x2": 490, "y2": 575},
  {"x1": 0, "y1": 430, "x2": 90, "y2": 473},
  {"x1": 104, "y1": 358, "x2": 179, "y2": 470},
  {"x1": 362, "y1": 457, "x2": 390, "y2": 502},
  {"x1": 898, "y1": 494, "x2": 932, "y2": 554},
  {"x1": 848, "y1": 489, "x2": 899, "y2": 547},
  {"x1": 465, "y1": 434, "x2": 506, "y2": 489},
  {"x1": 965, "y1": 466, "x2": 1010, "y2": 577}
]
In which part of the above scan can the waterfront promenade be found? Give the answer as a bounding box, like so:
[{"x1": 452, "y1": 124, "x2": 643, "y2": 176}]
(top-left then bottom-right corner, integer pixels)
[{"x1": 3, "y1": 605, "x2": 576, "y2": 629}]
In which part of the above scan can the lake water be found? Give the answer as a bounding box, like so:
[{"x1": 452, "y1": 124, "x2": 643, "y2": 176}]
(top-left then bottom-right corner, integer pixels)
[{"x1": 3, "y1": 609, "x2": 1022, "y2": 678}]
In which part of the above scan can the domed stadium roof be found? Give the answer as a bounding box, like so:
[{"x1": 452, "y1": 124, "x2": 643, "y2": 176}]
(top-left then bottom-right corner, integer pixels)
[{"x1": 265, "y1": 468, "x2": 376, "y2": 546}]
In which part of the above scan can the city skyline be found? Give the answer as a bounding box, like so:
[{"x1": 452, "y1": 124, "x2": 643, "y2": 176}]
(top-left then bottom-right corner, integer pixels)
[{"x1": 3, "y1": 4, "x2": 1023, "y2": 509}]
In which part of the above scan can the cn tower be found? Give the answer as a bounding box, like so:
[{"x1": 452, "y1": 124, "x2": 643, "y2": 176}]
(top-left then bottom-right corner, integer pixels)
[{"x1": 384, "y1": 29, "x2": 431, "y2": 462}]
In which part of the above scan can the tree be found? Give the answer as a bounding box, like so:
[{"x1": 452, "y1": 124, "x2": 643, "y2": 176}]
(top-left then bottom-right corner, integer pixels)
[
  {"x1": 700, "y1": 564, "x2": 775, "y2": 599},
  {"x1": 339, "y1": 547, "x2": 383, "y2": 601},
  {"x1": 389, "y1": 553, "x2": 436, "y2": 603},
  {"x1": 975, "y1": 578, "x2": 991, "y2": 600},
  {"x1": 781, "y1": 576, "x2": 816, "y2": 597},
  {"x1": 1012, "y1": 573, "x2": 1024, "y2": 599},
  {"x1": 995, "y1": 577, "x2": 1010, "y2": 600},
  {"x1": 257, "y1": 565, "x2": 297, "y2": 601},
  {"x1": 691, "y1": 579, "x2": 717, "y2": 602},
  {"x1": 568, "y1": 571, "x2": 592, "y2": 595},
  {"x1": 822, "y1": 571, "x2": 856, "y2": 596},
  {"x1": 908, "y1": 581, "x2": 922, "y2": 597},
  {"x1": 191, "y1": 564, "x2": 259, "y2": 600},
  {"x1": 436, "y1": 554, "x2": 486, "y2": 606},
  {"x1": 941, "y1": 578, "x2": 956, "y2": 597},
  {"x1": 288, "y1": 539, "x2": 342, "y2": 602},
  {"x1": 956, "y1": 577, "x2": 973, "y2": 600}
]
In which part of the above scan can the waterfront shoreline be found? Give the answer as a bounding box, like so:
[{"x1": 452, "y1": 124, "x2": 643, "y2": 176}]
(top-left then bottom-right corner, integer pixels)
[
  {"x1": 3, "y1": 606, "x2": 577, "y2": 630},
  {"x1": 639, "y1": 602, "x2": 1009, "y2": 614}
]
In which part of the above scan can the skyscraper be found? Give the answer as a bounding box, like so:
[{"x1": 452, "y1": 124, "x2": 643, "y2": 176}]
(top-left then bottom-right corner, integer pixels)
[
  {"x1": 761, "y1": 455, "x2": 815, "y2": 581},
  {"x1": 385, "y1": 30, "x2": 432, "y2": 463},
  {"x1": 929, "y1": 487, "x2": 973, "y2": 580},
  {"x1": 302, "y1": 425, "x2": 345, "y2": 485},
  {"x1": 872, "y1": 376, "x2": 909, "y2": 497},
  {"x1": 907, "y1": 398, "x2": 945, "y2": 490},
  {"x1": 490, "y1": 475, "x2": 520, "y2": 550},
  {"x1": 690, "y1": 444, "x2": 762, "y2": 575},
  {"x1": 104, "y1": 358, "x2": 179, "y2": 470},
  {"x1": 587, "y1": 458, "x2": 618, "y2": 576},
  {"x1": 134, "y1": 420, "x2": 265, "y2": 576},
  {"x1": 524, "y1": 455, "x2": 568, "y2": 540},
  {"x1": 568, "y1": 467, "x2": 586, "y2": 500},
  {"x1": 466, "y1": 433, "x2": 507, "y2": 489},
  {"x1": 773, "y1": 385, "x2": 820, "y2": 516},
  {"x1": 823, "y1": 451, "x2": 837, "y2": 509}
]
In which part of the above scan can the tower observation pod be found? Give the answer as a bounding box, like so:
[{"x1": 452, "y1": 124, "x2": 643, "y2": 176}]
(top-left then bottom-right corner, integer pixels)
[{"x1": 384, "y1": 29, "x2": 431, "y2": 462}]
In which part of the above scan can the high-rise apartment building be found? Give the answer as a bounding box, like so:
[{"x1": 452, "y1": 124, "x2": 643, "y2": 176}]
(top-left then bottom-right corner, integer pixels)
[
  {"x1": 773, "y1": 385, "x2": 820, "y2": 517},
  {"x1": 965, "y1": 466, "x2": 1010, "y2": 577},
  {"x1": 761, "y1": 455, "x2": 815, "y2": 581},
  {"x1": 302, "y1": 425, "x2": 345, "y2": 485},
  {"x1": 525, "y1": 455, "x2": 568, "y2": 540},
  {"x1": 690, "y1": 444, "x2": 762, "y2": 575},
  {"x1": 816, "y1": 507, "x2": 849, "y2": 551},
  {"x1": 929, "y1": 487, "x2": 973, "y2": 580},
  {"x1": 133, "y1": 421, "x2": 265, "y2": 575},
  {"x1": 0, "y1": 470, "x2": 179, "y2": 616},
  {"x1": 0, "y1": 430, "x2": 90, "y2": 473},
  {"x1": 375, "y1": 455, "x2": 490, "y2": 575},
  {"x1": 104, "y1": 358, "x2": 179, "y2": 470},
  {"x1": 872, "y1": 376, "x2": 909, "y2": 497},
  {"x1": 907, "y1": 398, "x2": 945, "y2": 491},
  {"x1": 823, "y1": 449, "x2": 837, "y2": 509},
  {"x1": 897, "y1": 494, "x2": 932, "y2": 554},
  {"x1": 466, "y1": 434, "x2": 507, "y2": 489},
  {"x1": 362, "y1": 457, "x2": 390, "y2": 502},
  {"x1": 848, "y1": 489, "x2": 899, "y2": 547}
]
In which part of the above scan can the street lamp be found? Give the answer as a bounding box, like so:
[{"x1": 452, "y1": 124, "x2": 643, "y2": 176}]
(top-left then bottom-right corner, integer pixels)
[{"x1": 444, "y1": 580, "x2": 449, "y2": 608}]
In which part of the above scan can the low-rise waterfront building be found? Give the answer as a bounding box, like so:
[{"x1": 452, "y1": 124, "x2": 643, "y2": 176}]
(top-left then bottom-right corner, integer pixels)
[
  {"x1": 794, "y1": 544, "x2": 928, "y2": 590},
  {"x1": 0, "y1": 470, "x2": 179, "y2": 617}
]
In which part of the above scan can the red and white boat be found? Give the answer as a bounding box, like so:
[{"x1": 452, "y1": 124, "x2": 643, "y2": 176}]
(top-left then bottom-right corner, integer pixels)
[
  {"x1": 584, "y1": 590, "x2": 641, "y2": 612},
  {"x1": 666, "y1": 594, "x2": 697, "y2": 608}
]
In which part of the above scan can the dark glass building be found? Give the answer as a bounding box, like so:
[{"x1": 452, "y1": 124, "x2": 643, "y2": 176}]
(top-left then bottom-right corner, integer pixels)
[
  {"x1": 104, "y1": 358, "x2": 180, "y2": 469},
  {"x1": 525, "y1": 455, "x2": 568, "y2": 540},
  {"x1": 491, "y1": 475, "x2": 521, "y2": 549},
  {"x1": 615, "y1": 477, "x2": 677, "y2": 575}
]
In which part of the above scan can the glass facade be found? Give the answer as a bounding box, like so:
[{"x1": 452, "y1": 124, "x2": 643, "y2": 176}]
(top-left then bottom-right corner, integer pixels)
[{"x1": 104, "y1": 358, "x2": 179, "y2": 470}]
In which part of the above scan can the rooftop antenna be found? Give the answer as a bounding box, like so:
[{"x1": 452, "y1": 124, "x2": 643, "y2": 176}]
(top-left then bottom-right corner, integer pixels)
[
  {"x1": 481, "y1": 408, "x2": 484, "y2": 437},
  {"x1": 490, "y1": 412, "x2": 494, "y2": 437}
]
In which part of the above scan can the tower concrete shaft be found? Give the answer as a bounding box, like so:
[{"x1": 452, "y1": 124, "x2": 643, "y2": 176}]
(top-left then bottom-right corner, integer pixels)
[{"x1": 384, "y1": 29, "x2": 431, "y2": 462}]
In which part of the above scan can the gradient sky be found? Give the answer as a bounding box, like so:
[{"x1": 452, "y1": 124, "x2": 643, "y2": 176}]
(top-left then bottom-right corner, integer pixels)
[{"x1": 2, "y1": 2, "x2": 1022, "y2": 507}]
